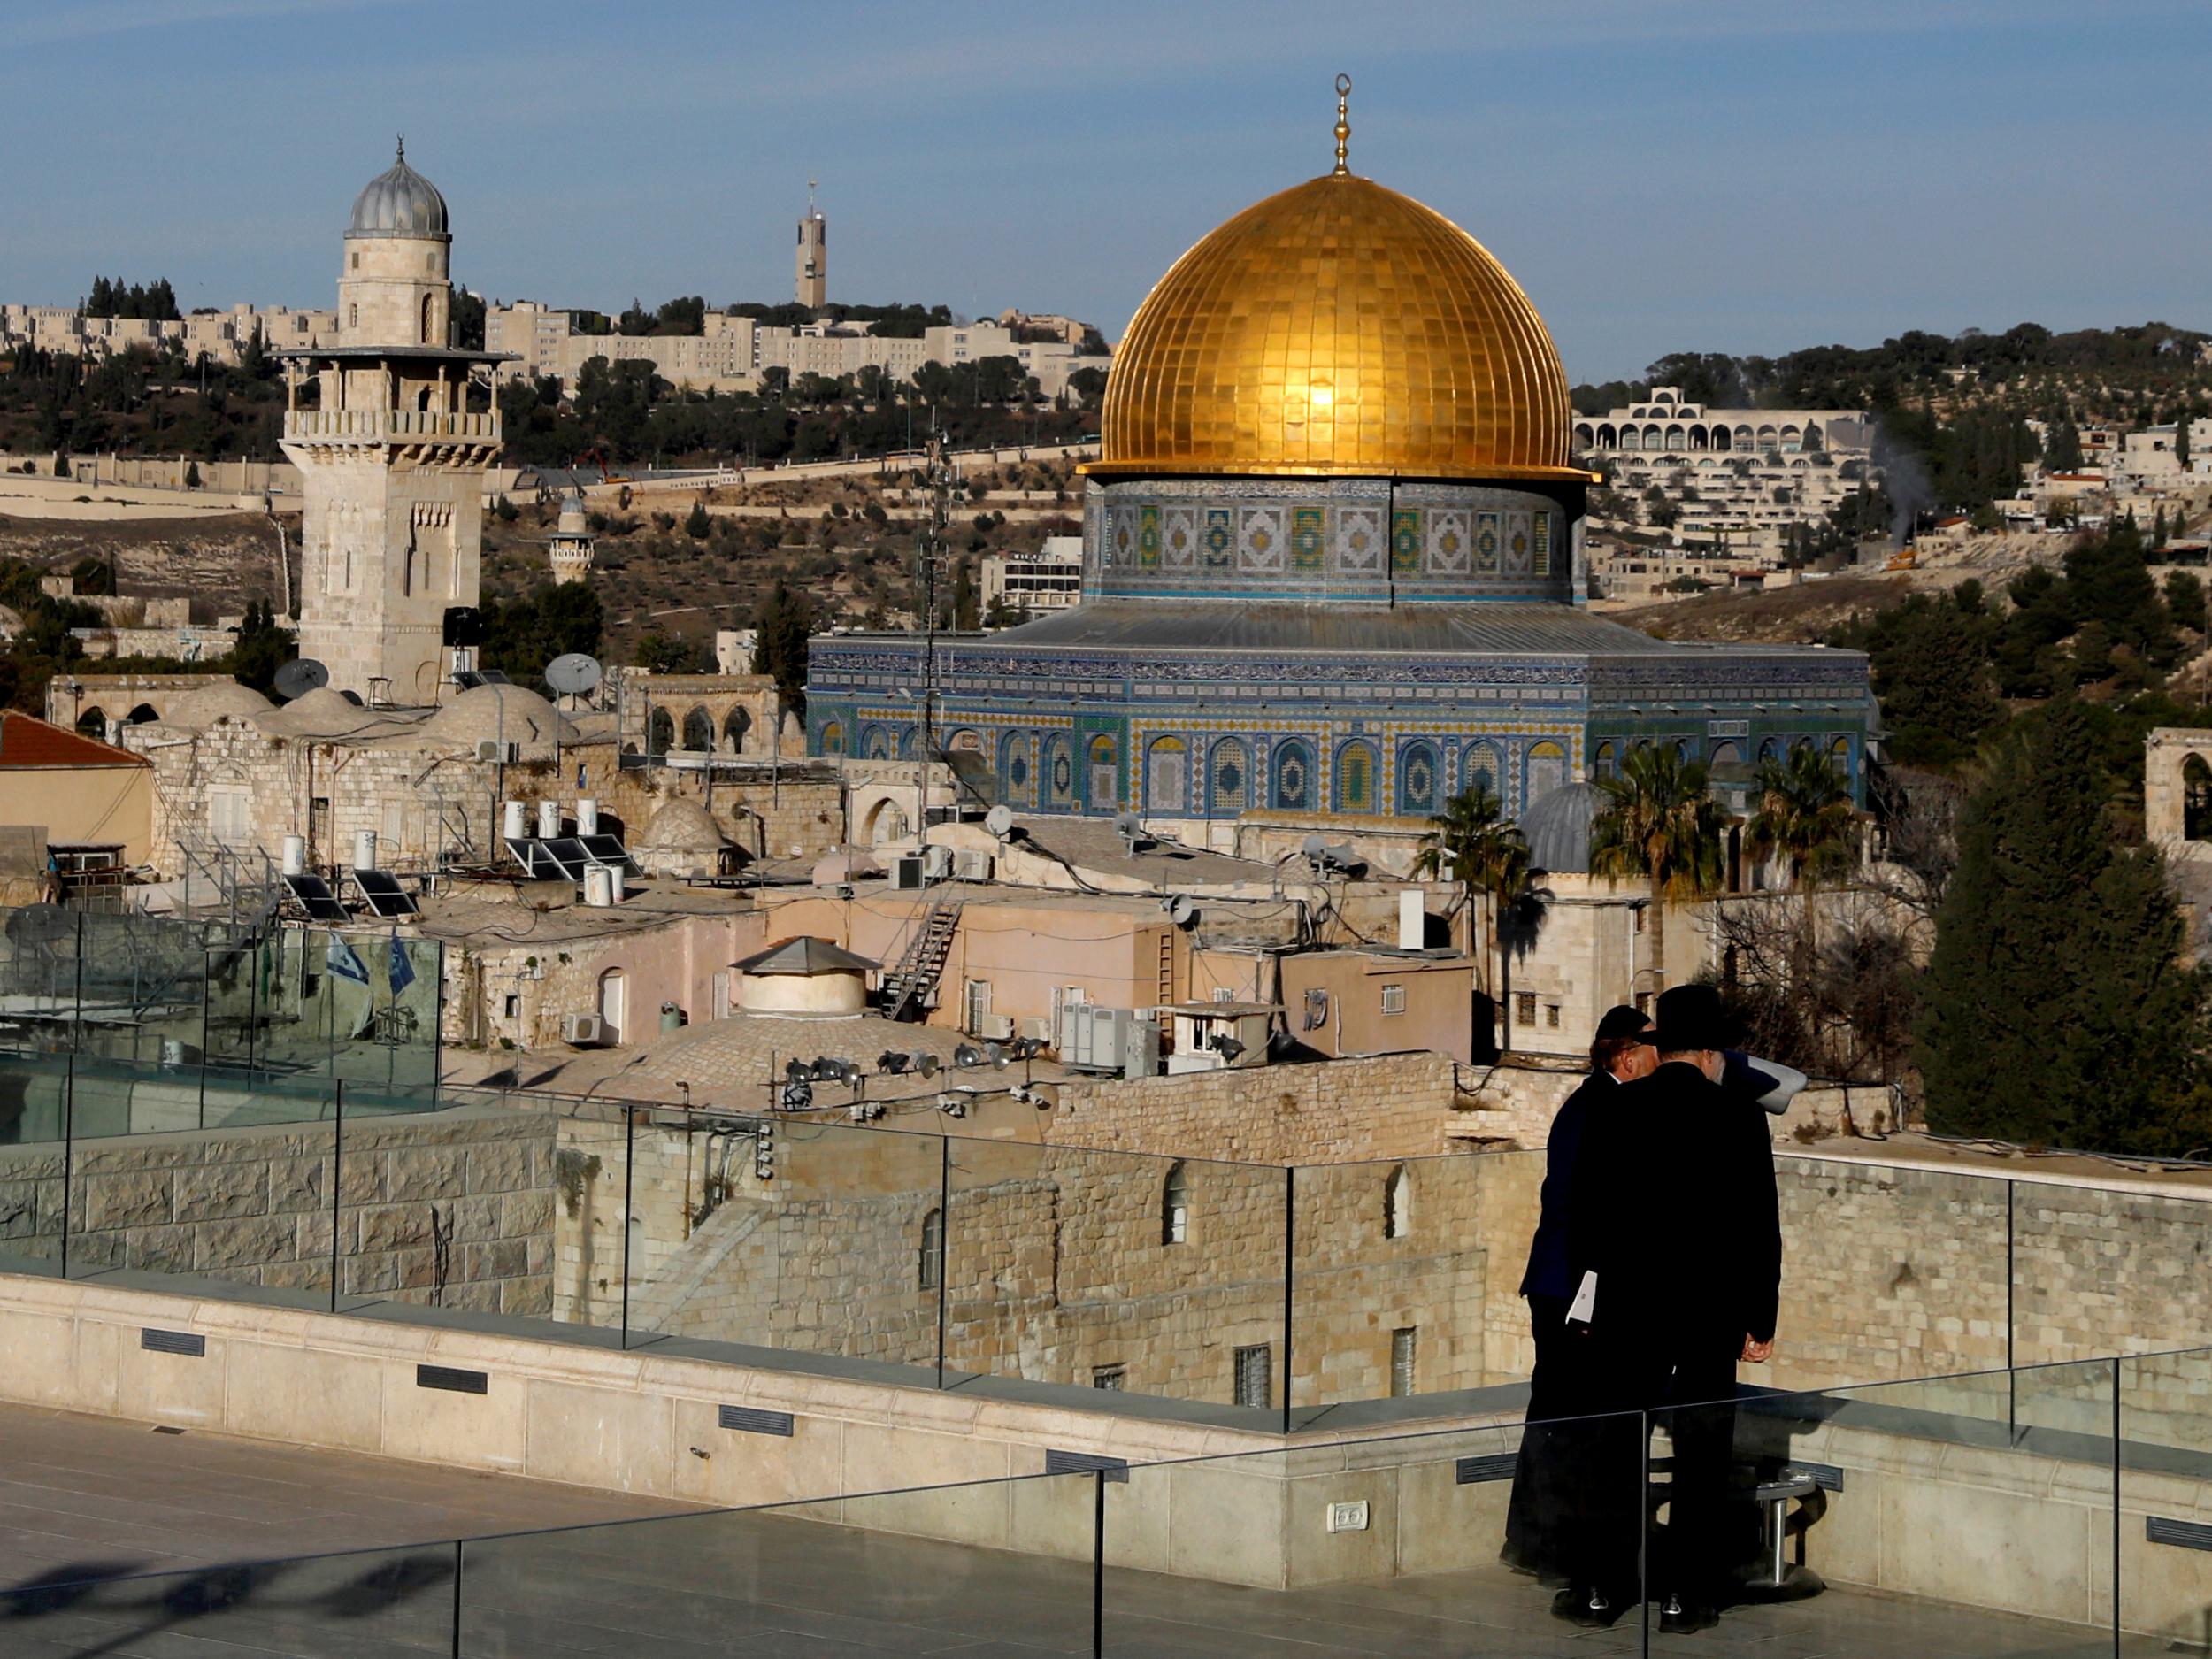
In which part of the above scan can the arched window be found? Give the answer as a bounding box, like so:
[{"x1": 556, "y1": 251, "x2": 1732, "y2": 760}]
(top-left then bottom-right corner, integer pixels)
[
  {"x1": 1210, "y1": 738, "x2": 1250, "y2": 816},
  {"x1": 860, "y1": 724, "x2": 888, "y2": 760},
  {"x1": 1829, "y1": 735, "x2": 1853, "y2": 777},
  {"x1": 74, "y1": 707, "x2": 108, "y2": 741},
  {"x1": 723, "y1": 706, "x2": 752, "y2": 754},
  {"x1": 1271, "y1": 739, "x2": 1315, "y2": 810},
  {"x1": 1463, "y1": 741, "x2": 1502, "y2": 803},
  {"x1": 1002, "y1": 730, "x2": 1037, "y2": 807},
  {"x1": 1525, "y1": 741, "x2": 1568, "y2": 804},
  {"x1": 1145, "y1": 735, "x2": 1188, "y2": 812},
  {"x1": 1618, "y1": 426, "x2": 1640, "y2": 452},
  {"x1": 1396, "y1": 741, "x2": 1440, "y2": 818},
  {"x1": 948, "y1": 729, "x2": 984, "y2": 756},
  {"x1": 1710, "y1": 427, "x2": 1732, "y2": 453},
  {"x1": 1384, "y1": 1165, "x2": 1411, "y2": 1240},
  {"x1": 819, "y1": 719, "x2": 844, "y2": 757},
  {"x1": 1757, "y1": 738, "x2": 1780, "y2": 763},
  {"x1": 682, "y1": 706, "x2": 714, "y2": 751},
  {"x1": 421, "y1": 294, "x2": 435, "y2": 345},
  {"x1": 918, "y1": 1208, "x2": 942, "y2": 1291},
  {"x1": 1334, "y1": 740, "x2": 1378, "y2": 814},
  {"x1": 1709, "y1": 741, "x2": 1742, "y2": 770},
  {"x1": 1161, "y1": 1162, "x2": 1189, "y2": 1246},
  {"x1": 2186, "y1": 756, "x2": 2212, "y2": 841},
  {"x1": 895, "y1": 726, "x2": 918, "y2": 760},
  {"x1": 349, "y1": 303, "x2": 358, "y2": 329},
  {"x1": 864, "y1": 800, "x2": 909, "y2": 846},
  {"x1": 1044, "y1": 734, "x2": 1074, "y2": 808},
  {"x1": 647, "y1": 709, "x2": 674, "y2": 756},
  {"x1": 1087, "y1": 734, "x2": 1118, "y2": 809},
  {"x1": 1593, "y1": 741, "x2": 1618, "y2": 780},
  {"x1": 126, "y1": 703, "x2": 159, "y2": 726}
]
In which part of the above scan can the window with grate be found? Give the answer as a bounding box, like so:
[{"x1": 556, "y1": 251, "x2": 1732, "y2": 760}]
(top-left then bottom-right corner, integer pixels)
[
  {"x1": 1515, "y1": 992, "x2": 1537, "y2": 1025},
  {"x1": 1546, "y1": 1002, "x2": 1561, "y2": 1029},
  {"x1": 1233, "y1": 1344, "x2": 1271, "y2": 1409},
  {"x1": 918, "y1": 1208, "x2": 942, "y2": 1291},
  {"x1": 1379, "y1": 983, "x2": 1405, "y2": 1016},
  {"x1": 1391, "y1": 1327, "x2": 1417, "y2": 1398},
  {"x1": 1093, "y1": 1364, "x2": 1125, "y2": 1391}
]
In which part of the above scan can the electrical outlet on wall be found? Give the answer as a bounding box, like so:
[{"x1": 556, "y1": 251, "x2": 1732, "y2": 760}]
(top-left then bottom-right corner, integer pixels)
[{"x1": 1326, "y1": 1499, "x2": 1369, "y2": 1533}]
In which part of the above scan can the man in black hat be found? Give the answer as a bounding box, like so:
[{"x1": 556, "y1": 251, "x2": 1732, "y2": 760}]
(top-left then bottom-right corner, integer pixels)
[
  {"x1": 1555, "y1": 982, "x2": 1782, "y2": 1633},
  {"x1": 1502, "y1": 1003, "x2": 1655, "y2": 1579}
]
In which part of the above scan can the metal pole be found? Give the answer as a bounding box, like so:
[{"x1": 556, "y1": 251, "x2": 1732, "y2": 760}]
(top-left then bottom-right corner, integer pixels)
[
  {"x1": 935, "y1": 1133, "x2": 950, "y2": 1388},
  {"x1": 2006, "y1": 1179, "x2": 2016, "y2": 1438},
  {"x1": 1092, "y1": 1468, "x2": 1106, "y2": 1659},
  {"x1": 450, "y1": 1538, "x2": 464, "y2": 1659},
  {"x1": 59, "y1": 1054, "x2": 73, "y2": 1279},
  {"x1": 329, "y1": 1079, "x2": 342, "y2": 1311},
  {"x1": 2111, "y1": 1358, "x2": 2123, "y2": 1659},
  {"x1": 619, "y1": 1104, "x2": 636, "y2": 1348},
  {"x1": 1282, "y1": 1164, "x2": 1294, "y2": 1434}
]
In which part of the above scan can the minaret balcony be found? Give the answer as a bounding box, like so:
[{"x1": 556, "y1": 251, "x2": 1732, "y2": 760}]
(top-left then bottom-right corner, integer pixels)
[{"x1": 284, "y1": 409, "x2": 501, "y2": 443}]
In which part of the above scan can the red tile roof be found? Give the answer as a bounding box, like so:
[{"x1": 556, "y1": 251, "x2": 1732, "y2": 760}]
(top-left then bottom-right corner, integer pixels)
[{"x1": 0, "y1": 710, "x2": 149, "y2": 769}]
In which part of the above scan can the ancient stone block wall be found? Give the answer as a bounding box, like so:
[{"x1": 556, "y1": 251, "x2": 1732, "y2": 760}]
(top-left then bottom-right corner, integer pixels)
[{"x1": 0, "y1": 1102, "x2": 554, "y2": 1314}]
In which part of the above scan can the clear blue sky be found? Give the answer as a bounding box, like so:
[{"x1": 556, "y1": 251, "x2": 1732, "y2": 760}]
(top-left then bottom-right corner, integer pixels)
[{"x1": 3, "y1": 0, "x2": 2205, "y2": 382}]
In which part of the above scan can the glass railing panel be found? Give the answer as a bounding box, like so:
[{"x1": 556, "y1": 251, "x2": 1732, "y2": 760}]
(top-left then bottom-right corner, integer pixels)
[
  {"x1": 949, "y1": 1134, "x2": 1288, "y2": 1429},
  {"x1": 621, "y1": 1107, "x2": 948, "y2": 1371},
  {"x1": 0, "y1": 1049, "x2": 70, "y2": 1275},
  {"x1": 2119, "y1": 1346, "x2": 2212, "y2": 1653},
  {"x1": 0, "y1": 1542, "x2": 457, "y2": 1657},
  {"x1": 1655, "y1": 1356, "x2": 2119, "y2": 1652},
  {"x1": 2018, "y1": 1180, "x2": 2212, "y2": 1366},
  {"x1": 65, "y1": 1059, "x2": 335, "y2": 1302},
  {"x1": 457, "y1": 1472, "x2": 1098, "y2": 1656}
]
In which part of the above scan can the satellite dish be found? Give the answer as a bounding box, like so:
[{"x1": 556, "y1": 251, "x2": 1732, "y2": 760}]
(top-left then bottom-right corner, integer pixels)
[
  {"x1": 544, "y1": 652, "x2": 604, "y2": 698},
  {"x1": 1169, "y1": 895, "x2": 1201, "y2": 928},
  {"x1": 272, "y1": 658, "x2": 329, "y2": 702},
  {"x1": 5, "y1": 903, "x2": 73, "y2": 947},
  {"x1": 984, "y1": 804, "x2": 1015, "y2": 841}
]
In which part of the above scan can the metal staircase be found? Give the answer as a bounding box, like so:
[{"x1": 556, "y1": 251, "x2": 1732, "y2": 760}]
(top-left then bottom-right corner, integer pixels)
[{"x1": 880, "y1": 897, "x2": 962, "y2": 1022}]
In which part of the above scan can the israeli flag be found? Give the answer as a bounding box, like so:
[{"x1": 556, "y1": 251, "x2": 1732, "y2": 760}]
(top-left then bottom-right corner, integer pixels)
[
  {"x1": 326, "y1": 933, "x2": 370, "y2": 987},
  {"x1": 388, "y1": 931, "x2": 417, "y2": 997}
]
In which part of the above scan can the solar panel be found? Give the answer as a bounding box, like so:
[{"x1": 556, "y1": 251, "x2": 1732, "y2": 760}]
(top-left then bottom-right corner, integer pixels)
[
  {"x1": 537, "y1": 837, "x2": 591, "y2": 880},
  {"x1": 350, "y1": 869, "x2": 419, "y2": 918},
  {"x1": 282, "y1": 873, "x2": 348, "y2": 922},
  {"x1": 579, "y1": 834, "x2": 633, "y2": 872}
]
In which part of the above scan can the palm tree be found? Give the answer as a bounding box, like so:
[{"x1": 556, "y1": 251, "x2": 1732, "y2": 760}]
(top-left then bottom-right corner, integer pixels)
[
  {"x1": 1590, "y1": 743, "x2": 1725, "y2": 990},
  {"x1": 1415, "y1": 783, "x2": 1530, "y2": 1054},
  {"x1": 1747, "y1": 744, "x2": 1857, "y2": 887},
  {"x1": 1746, "y1": 743, "x2": 1860, "y2": 1020}
]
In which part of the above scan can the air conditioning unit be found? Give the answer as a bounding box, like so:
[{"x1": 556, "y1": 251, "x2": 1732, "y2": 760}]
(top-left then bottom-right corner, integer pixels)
[
  {"x1": 951, "y1": 849, "x2": 992, "y2": 882},
  {"x1": 1017, "y1": 1017, "x2": 1054, "y2": 1043},
  {"x1": 560, "y1": 1012, "x2": 608, "y2": 1046},
  {"x1": 476, "y1": 740, "x2": 520, "y2": 764},
  {"x1": 974, "y1": 1011, "x2": 1016, "y2": 1041},
  {"x1": 923, "y1": 845, "x2": 955, "y2": 879},
  {"x1": 1057, "y1": 1004, "x2": 1160, "y2": 1079},
  {"x1": 892, "y1": 855, "x2": 926, "y2": 890}
]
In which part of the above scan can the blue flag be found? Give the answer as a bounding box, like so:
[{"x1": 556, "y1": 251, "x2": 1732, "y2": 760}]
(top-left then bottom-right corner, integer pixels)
[
  {"x1": 326, "y1": 933, "x2": 369, "y2": 986},
  {"x1": 388, "y1": 931, "x2": 417, "y2": 997}
]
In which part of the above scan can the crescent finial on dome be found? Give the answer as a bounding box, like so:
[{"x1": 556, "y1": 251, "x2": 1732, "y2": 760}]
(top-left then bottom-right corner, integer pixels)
[{"x1": 1332, "y1": 74, "x2": 1351, "y2": 175}]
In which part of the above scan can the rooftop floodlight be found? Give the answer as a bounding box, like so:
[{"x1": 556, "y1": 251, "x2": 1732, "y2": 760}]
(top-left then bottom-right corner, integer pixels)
[
  {"x1": 913, "y1": 1050, "x2": 941, "y2": 1079},
  {"x1": 1211, "y1": 1035, "x2": 1246, "y2": 1061},
  {"x1": 938, "y1": 1093, "x2": 966, "y2": 1118},
  {"x1": 784, "y1": 1056, "x2": 810, "y2": 1080},
  {"x1": 878, "y1": 1049, "x2": 910, "y2": 1075},
  {"x1": 984, "y1": 1041, "x2": 1010, "y2": 1070},
  {"x1": 953, "y1": 1042, "x2": 986, "y2": 1069}
]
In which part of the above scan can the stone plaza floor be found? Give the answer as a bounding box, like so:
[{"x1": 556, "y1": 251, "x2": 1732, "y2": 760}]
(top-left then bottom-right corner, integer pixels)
[{"x1": 0, "y1": 1402, "x2": 2149, "y2": 1657}]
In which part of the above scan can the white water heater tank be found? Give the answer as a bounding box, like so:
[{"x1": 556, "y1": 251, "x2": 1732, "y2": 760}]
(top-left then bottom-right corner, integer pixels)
[
  {"x1": 583, "y1": 864, "x2": 613, "y2": 907},
  {"x1": 501, "y1": 801, "x2": 526, "y2": 841},
  {"x1": 353, "y1": 830, "x2": 377, "y2": 872},
  {"x1": 537, "y1": 799, "x2": 561, "y2": 838},
  {"x1": 280, "y1": 835, "x2": 306, "y2": 877},
  {"x1": 577, "y1": 797, "x2": 599, "y2": 835}
]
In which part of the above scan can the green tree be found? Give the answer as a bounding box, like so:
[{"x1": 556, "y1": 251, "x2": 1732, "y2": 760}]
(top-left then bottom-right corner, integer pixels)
[
  {"x1": 1918, "y1": 702, "x2": 2211, "y2": 1155},
  {"x1": 1747, "y1": 743, "x2": 1857, "y2": 886},
  {"x1": 752, "y1": 578, "x2": 816, "y2": 718},
  {"x1": 227, "y1": 600, "x2": 296, "y2": 693},
  {"x1": 183, "y1": 460, "x2": 200, "y2": 488},
  {"x1": 684, "y1": 499, "x2": 711, "y2": 539},
  {"x1": 1413, "y1": 784, "x2": 1530, "y2": 1056},
  {"x1": 1590, "y1": 743, "x2": 1724, "y2": 987}
]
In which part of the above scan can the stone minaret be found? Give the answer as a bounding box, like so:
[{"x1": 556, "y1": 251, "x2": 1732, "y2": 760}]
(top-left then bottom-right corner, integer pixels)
[
  {"x1": 548, "y1": 490, "x2": 595, "y2": 584},
  {"x1": 795, "y1": 180, "x2": 826, "y2": 310},
  {"x1": 278, "y1": 141, "x2": 511, "y2": 705}
]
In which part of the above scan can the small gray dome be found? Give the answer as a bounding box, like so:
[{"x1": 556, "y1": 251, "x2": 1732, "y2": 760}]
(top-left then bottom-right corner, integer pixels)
[
  {"x1": 349, "y1": 142, "x2": 449, "y2": 240},
  {"x1": 1522, "y1": 780, "x2": 1601, "y2": 875}
]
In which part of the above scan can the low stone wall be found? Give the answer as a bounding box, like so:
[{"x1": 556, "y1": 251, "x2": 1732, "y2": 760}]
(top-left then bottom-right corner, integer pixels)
[{"x1": 0, "y1": 1101, "x2": 555, "y2": 1315}]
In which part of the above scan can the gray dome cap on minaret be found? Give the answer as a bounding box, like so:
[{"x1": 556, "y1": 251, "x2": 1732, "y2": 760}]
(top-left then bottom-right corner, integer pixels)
[
  {"x1": 1521, "y1": 780, "x2": 1601, "y2": 875},
  {"x1": 348, "y1": 138, "x2": 449, "y2": 240}
]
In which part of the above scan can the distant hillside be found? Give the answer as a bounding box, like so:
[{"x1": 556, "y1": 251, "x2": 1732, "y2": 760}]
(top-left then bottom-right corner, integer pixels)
[{"x1": 1610, "y1": 575, "x2": 1909, "y2": 646}]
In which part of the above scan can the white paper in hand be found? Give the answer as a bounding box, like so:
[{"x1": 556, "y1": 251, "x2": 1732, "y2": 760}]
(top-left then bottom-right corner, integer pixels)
[{"x1": 1565, "y1": 1270, "x2": 1597, "y2": 1327}]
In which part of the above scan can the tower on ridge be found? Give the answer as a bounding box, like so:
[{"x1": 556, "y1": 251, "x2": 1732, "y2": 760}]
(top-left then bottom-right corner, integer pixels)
[{"x1": 795, "y1": 180, "x2": 826, "y2": 310}]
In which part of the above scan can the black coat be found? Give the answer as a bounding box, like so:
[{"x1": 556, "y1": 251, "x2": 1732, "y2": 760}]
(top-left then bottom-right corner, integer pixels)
[
  {"x1": 1518, "y1": 1070, "x2": 1615, "y2": 1301},
  {"x1": 1565, "y1": 1059, "x2": 1781, "y2": 1348}
]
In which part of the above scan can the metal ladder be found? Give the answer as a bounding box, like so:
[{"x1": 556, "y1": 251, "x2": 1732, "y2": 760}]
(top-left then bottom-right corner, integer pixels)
[{"x1": 881, "y1": 897, "x2": 962, "y2": 1022}]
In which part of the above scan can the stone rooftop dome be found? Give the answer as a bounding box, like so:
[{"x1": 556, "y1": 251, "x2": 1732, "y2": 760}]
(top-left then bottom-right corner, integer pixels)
[
  {"x1": 419, "y1": 685, "x2": 577, "y2": 754},
  {"x1": 348, "y1": 140, "x2": 449, "y2": 241},
  {"x1": 638, "y1": 798, "x2": 729, "y2": 852},
  {"x1": 163, "y1": 680, "x2": 274, "y2": 729},
  {"x1": 1094, "y1": 157, "x2": 1576, "y2": 482},
  {"x1": 261, "y1": 685, "x2": 385, "y2": 739},
  {"x1": 1522, "y1": 780, "x2": 1601, "y2": 876}
]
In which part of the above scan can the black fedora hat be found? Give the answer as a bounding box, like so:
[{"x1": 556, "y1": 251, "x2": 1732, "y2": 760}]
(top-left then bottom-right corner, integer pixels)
[{"x1": 1647, "y1": 984, "x2": 1735, "y2": 1052}]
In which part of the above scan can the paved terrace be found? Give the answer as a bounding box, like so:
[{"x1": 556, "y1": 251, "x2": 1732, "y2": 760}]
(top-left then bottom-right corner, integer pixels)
[{"x1": 0, "y1": 1401, "x2": 2146, "y2": 1658}]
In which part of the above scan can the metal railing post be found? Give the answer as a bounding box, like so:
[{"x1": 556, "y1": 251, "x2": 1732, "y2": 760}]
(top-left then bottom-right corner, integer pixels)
[
  {"x1": 935, "y1": 1134, "x2": 950, "y2": 1388},
  {"x1": 619, "y1": 1104, "x2": 636, "y2": 1349},
  {"x1": 450, "y1": 1537, "x2": 464, "y2": 1659},
  {"x1": 59, "y1": 1053, "x2": 73, "y2": 1279},
  {"x1": 1092, "y1": 1467, "x2": 1106, "y2": 1659},
  {"x1": 329, "y1": 1079, "x2": 343, "y2": 1312},
  {"x1": 1282, "y1": 1164, "x2": 1295, "y2": 1435}
]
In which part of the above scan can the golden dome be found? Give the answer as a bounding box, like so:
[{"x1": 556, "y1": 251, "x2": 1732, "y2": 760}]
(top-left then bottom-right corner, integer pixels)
[{"x1": 1094, "y1": 171, "x2": 1580, "y2": 482}]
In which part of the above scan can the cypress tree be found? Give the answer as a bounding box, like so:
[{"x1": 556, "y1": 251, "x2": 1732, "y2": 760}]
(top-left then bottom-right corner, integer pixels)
[{"x1": 1917, "y1": 702, "x2": 2209, "y2": 1154}]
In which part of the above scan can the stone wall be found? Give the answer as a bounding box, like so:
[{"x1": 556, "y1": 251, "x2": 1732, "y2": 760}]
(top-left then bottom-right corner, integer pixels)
[{"x1": 0, "y1": 1101, "x2": 554, "y2": 1315}]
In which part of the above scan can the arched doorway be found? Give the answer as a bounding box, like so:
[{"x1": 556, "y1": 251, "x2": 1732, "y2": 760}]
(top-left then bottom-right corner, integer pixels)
[
  {"x1": 75, "y1": 707, "x2": 108, "y2": 741},
  {"x1": 647, "y1": 709, "x2": 674, "y2": 756},
  {"x1": 596, "y1": 969, "x2": 626, "y2": 1044},
  {"x1": 723, "y1": 706, "x2": 752, "y2": 755},
  {"x1": 682, "y1": 707, "x2": 714, "y2": 752}
]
